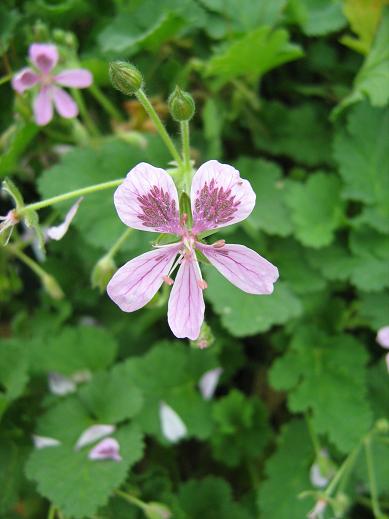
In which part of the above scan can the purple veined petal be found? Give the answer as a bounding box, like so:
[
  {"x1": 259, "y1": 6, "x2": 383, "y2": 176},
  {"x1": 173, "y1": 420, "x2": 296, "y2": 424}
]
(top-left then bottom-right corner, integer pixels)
[
  {"x1": 107, "y1": 243, "x2": 180, "y2": 312},
  {"x1": 88, "y1": 437, "x2": 122, "y2": 462},
  {"x1": 191, "y1": 160, "x2": 256, "y2": 234},
  {"x1": 29, "y1": 43, "x2": 59, "y2": 73},
  {"x1": 48, "y1": 372, "x2": 76, "y2": 396},
  {"x1": 198, "y1": 367, "x2": 223, "y2": 400},
  {"x1": 377, "y1": 326, "x2": 389, "y2": 349},
  {"x1": 52, "y1": 86, "x2": 78, "y2": 119},
  {"x1": 55, "y1": 68, "x2": 93, "y2": 88},
  {"x1": 33, "y1": 435, "x2": 61, "y2": 449},
  {"x1": 46, "y1": 197, "x2": 83, "y2": 241},
  {"x1": 197, "y1": 242, "x2": 279, "y2": 294},
  {"x1": 11, "y1": 67, "x2": 39, "y2": 93},
  {"x1": 114, "y1": 162, "x2": 181, "y2": 234},
  {"x1": 75, "y1": 424, "x2": 116, "y2": 450},
  {"x1": 159, "y1": 402, "x2": 187, "y2": 443},
  {"x1": 167, "y1": 254, "x2": 205, "y2": 340},
  {"x1": 33, "y1": 86, "x2": 54, "y2": 126}
]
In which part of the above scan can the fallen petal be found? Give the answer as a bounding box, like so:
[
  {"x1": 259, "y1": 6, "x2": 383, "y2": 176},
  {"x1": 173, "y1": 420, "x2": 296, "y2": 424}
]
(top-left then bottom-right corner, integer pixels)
[
  {"x1": 159, "y1": 402, "x2": 187, "y2": 443},
  {"x1": 48, "y1": 372, "x2": 76, "y2": 396},
  {"x1": 33, "y1": 435, "x2": 61, "y2": 449},
  {"x1": 88, "y1": 437, "x2": 121, "y2": 461},
  {"x1": 310, "y1": 463, "x2": 329, "y2": 488},
  {"x1": 75, "y1": 424, "x2": 116, "y2": 450},
  {"x1": 46, "y1": 197, "x2": 83, "y2": 241},
  {"x1": 198, "y1": 367, "x2": 223, "y2": 400},
  {"x1": 377, "y1": 326, "x2": 389, "y2": 349}
]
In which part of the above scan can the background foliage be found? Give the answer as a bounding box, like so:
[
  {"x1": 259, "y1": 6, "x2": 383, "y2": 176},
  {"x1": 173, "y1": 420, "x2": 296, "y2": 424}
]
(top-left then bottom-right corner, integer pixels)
[{"x1": 1, "y1": 0, "x2": 389, "y2": 518}]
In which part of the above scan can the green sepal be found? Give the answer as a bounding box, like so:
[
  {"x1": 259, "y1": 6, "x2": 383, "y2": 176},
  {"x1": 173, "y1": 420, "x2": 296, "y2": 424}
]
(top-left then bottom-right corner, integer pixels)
[
  {"x1": 24, "y1": 210, "x2": 46, "y2": 254},
  {"x1": 195, "y1": 249, "x2": 210, "y2": 265},
  {"x1": 153, "y1": 233, "x2": 180, "y2": 246},
  {"x1": 2, "y1": 178, "x2": 24, "y2": 209},
  {"x1": 179, "y1": 192, "x2": 193, "y2": 227}
]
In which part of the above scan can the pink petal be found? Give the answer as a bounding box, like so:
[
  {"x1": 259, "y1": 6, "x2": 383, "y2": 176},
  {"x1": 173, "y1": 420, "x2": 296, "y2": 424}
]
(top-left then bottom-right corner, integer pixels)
[
  {"x1": 52, "y1": 86, "x2": 78, "y2": 119},
  {"x1": 88, "y1": 437, "x2": 121, "y2": 462},
  {"x1": 46, "y1": 197, "x2": 83, "y2": 240},
  {"x1": 191, "y1": 160, "x2": 256, "y2": 234},
  {"x1": 198, "y1": 367, "x2": 223, "y2": 400},
  {"x1": 75, "y1": 424, "x2": 115, "y2": 450},
  {"x1": 33, "y1": 86, "x2": 54, "y2": 126},
  {"x1": 377, "y1": 326, "x2": 389, "y2": 349},
  {"x1": 11, "y1": 67, "x2": 39, "y2": 93},
  {"x1": 168, "y1": 255, "x2": 205, "y2": 340},
  {"x1": 107, "y1": 243, "x2": 180, "y2": 312},
  {"x1": 29, "y1": 43, "x2": 59, "y2": 73},
  {"x1": 198, "y1": 243, "x2": 279, "y2": 294},
  {"x1": 114, "y1": 163, "x2": 181, "y2": 234},
  {"x1": 55, "y1": 69, "x2": 93, "y2": 88}
]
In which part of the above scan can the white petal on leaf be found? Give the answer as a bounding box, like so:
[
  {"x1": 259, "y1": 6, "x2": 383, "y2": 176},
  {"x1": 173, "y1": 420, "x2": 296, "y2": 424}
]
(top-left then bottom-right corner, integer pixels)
[
  {"x1": 48, "y1": 372, "x2": 77, "y2": 396},
  {"x1": 159, "y1": 402, "x2": 187, "y2": 443},
  {"x1": 198, "y1": 367, "x2": 223, "y2": 400},
  {"x1": 33, "y1": 435, "x2": 61, "y2": 449},
  {"x1": 75, "y1": 424, "x2": 116, "y2": 450}
]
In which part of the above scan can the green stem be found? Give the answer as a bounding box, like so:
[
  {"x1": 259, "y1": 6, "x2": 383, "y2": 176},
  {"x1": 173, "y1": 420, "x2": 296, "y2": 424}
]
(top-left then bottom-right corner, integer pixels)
[
  {"x1": 7, "y1": 245, "x2": 48, "y2": 279},
  {"x1": 47, "y1": 504, "x2": 56, "y2": 519},
  {"x1": 106, "y1": 228, "x2": 132, "y2": 259},
  {"x1": 135, "y1": 89, "x2": 182, "y2": 166},
  {"x1": 324, "y1": 443, "x2": 361, "y2": 499},
  {"x1": 0, "y1": 73, "x2": 13, "y2": 86},
  {"x1": 71, "y1": 89, "x2": 100, "y2": 137},
  {"x1": 305, "y1": 413, "x2": 321, "y2": 457},
  {"x1": 365, "y1": 436, "x2": 382, "y2": 518},
  {"x1": 116, "y1": 490, "x2": 146, "y2": 511},
  {"x1": 17, "y1": 179, "x2": 123, "y2": 216},
  {"x1": 89, "y1": 84, "x2": 124, "y2": 121},
  {"x1": 180, "y1": 120, "x2": 192, "y2": 191}
]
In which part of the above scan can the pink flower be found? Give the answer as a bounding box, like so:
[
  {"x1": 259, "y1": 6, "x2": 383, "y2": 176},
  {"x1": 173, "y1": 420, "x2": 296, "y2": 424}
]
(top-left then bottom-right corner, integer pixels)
[
  {"x1": 88, "y1": 437, "x2": 121, "y2": 462},
  {"x1": 12, "y1": 43, "x2": 92, "y2": 126},
  {"x1": 107, "y1": 160, "x2": 279, "y2": 340}
]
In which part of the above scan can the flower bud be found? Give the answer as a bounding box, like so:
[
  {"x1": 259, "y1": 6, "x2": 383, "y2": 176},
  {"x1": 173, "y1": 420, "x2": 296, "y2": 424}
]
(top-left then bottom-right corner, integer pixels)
[
  {"x1": 109, "y1": 61, "x2": 143, "y2": 95},
  {"x1": 144, "y1": 502, "x2": 172, "y2": 519},
  {"x1": 42, "y1": 274, "x2": 64, "y2": 300},
  {"x1": 91, "y1": 255, "x2": 117, "y2": 292},
  {"x1": 190, "y1": 321, "x2": 214, "y2": 349},
  {"x1": 168, "y1": 86, "x2": 195, "y2": 122}
]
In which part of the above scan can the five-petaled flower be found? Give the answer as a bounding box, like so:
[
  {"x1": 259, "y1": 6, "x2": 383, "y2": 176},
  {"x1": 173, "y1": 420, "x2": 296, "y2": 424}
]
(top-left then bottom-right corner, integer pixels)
[
  {"x1": 107, "y1": 160, "x2": 279, "y2": 340},
  {"x1": 12, "y1": 43, "x2": 92, "y2": 126}
]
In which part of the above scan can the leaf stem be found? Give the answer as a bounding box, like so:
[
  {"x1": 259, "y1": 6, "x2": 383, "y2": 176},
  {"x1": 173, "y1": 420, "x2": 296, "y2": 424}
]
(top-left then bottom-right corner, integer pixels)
[
  {"x1": 106, "y1": 228, "x2": 133, "y2": 259},
  {"x1": 7, "y1": 244, "x2": 48, "y2": 279},
  {"x1": 0, "y1": 73, "x2": 13, "y2": 85},
  {"x1": 71, "y1": 89, "x2": 100, "y2": 137},
  {"x1": 323, "y1": 443, "x2": 361, "y2": 499},
  {"x1": 135, "y1": 89, "x2": 182, "y2": 166},
  {"x1": 89, "y1": 84, "x2": 124, "y2": 121},
  {"x1": 365, "y1": 435, "x2": 383, "y2": 518},
  {"x1": 305, "y1": 413, "x2": 321, "y2": 457},
  {"x1": 115, "y1": 490, "x2": 146, "y2": 511},
  {"x1": 47, "y1": 504, "x2": 56, "y2": 519},
  {"x1": 16, "y1": 179, "x2": 123, "y2": 216}
]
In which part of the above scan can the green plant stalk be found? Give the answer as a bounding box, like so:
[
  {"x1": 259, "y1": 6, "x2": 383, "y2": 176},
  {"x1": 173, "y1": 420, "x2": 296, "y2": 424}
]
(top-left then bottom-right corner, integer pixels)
[
  {"x1": 116, "y1": 490, "x2": 146, "y2": 511},
  {"x1": 16, "y1": 179, "x2": 123, "y2": 216},
  {"x1": 89, "y1": 84, "x2": 124, "y2": 121},
  {"x1": 181, "y1": 120, "x2": 193, "y2": 191},
  {"x1": 71, "y1": 89, "x2": 100, "y2": 137},
  {"x1": 47, "y1": 504, "x2": 56, "y2": 519},
  {"x1": 135, "y1": 88, "x2": 182, "y2": 167},
  {"x1": 323, "y1": 443, "x2": 361, "y2": 499},
  {"x1": 106, "y1": 228, "x2": 133, "y2": 259},
  {"x1": 305, "y1": 413, "x2": 321, "y2": 457},
  {"x1": 365, "y1": 436, "x2": 383, "y2": 518},
  {"x1": 0, "y1": 73, "x2": 12, "y2": 86}
]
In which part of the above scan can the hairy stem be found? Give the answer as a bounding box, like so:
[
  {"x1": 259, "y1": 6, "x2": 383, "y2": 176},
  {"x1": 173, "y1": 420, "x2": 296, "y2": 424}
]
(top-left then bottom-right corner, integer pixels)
[
  {"x1": 180, "y1": 120, "x2": 192, "y2": 191},
  {"x1": 365, "y1": 436, "x2": 383, "y2": 518},
  {"x1": 71, "y1": 89, "x2": 100, "y2": 137}
]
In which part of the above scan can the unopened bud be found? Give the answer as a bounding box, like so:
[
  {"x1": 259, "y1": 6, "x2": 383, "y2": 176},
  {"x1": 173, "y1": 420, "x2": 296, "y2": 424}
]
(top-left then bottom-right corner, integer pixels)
[
  {"x1": 168, "y1": 86, "x2": 195, "y2": 122},
  {"x1": 190, "y1": 321, "x2": 214, "y2": 350},
  {"x1": 91, "y1": 255, "x2": 117, "y2": 292},
  {"x1": 109, "y1": 61, "x2": 143, "y2": 95},
  {"x1": 144, "y1": 502, "x2": 172, "y2": 519},
  {"x1": 376, "y1": 418, "x2": 389, "y2": 434},
  {"x1": 42, "y1": 274, "x2": 64, "y2": 300}
]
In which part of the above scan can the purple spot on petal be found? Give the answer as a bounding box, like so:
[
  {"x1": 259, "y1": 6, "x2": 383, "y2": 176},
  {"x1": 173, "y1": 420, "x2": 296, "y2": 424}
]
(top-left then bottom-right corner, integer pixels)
[
  {"x1": 137, "y1": 185, "x2": 179, "y2": 232},
  {"x1": 194, "y1": 179, "x2": 240, "y2": 229}
]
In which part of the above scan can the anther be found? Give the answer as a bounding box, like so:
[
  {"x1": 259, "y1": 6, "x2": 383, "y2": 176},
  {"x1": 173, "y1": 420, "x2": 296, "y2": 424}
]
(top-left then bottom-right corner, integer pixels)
[
  {"x1": 197, "y1": 279, "x2": 208, "y2": 290},
  {"x1": 212, "y1": 240, "x2": 225, "y2": 248},
  {"x1": 163, "y1": 275, "x2": 174, "y2": 286}
]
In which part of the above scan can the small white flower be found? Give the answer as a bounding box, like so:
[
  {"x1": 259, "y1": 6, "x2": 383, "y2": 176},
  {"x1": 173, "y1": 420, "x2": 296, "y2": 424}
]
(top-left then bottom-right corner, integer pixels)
[
  {"x1": 33, "y1": 435, "x2": 61, "y2": 449},
  {"x1": 75, "y1": 424, "x2": 116, "y2": 450},
  {"x1": 198, "y1": 367, "x2": 223, "y2": 400},
  {"x1": 48, "y1": 372, "x2": 76, "y2": 396},
  {"x1": 159, "y1": 402, "x2": 187, "y2": 443}
]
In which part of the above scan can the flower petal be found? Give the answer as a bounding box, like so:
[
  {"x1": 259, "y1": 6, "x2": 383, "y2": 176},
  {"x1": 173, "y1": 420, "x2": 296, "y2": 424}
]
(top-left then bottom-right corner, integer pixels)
[
  {"x1": 191, "y1": 160, "x2": 256, "y2": 234},
  {"x1": 377, "y1": 326, "x2": 389, "y2": 349},
  {"x1": 52, "y1": 86, "x2": 78, "y2": 119},
  {"x1": 33, "y1": 86, "x2": 54, "y2": 126},
  {"x1": 198, "y1": 243, "x2": 279, "y2": 294},
  {"x1": 75, "y1": 424, "x2": 116, "y2": 450},
  {"x1": 107, "y1": 243, "x2": 180, "y2": 312},
  {"x1": 11, "y1": 67, "x2": 39, "y2": 93},
  {"x1": 29, "y1": 43, "x2": 59, "y2": 73},
  {"x1": 88, "y1": 437, "x2": 121, "y2": 462},
  {"x1": 48, "y1": 372, "x2": 76, "y2": 396},
  {"x1": 159, "y1": 402, "x2": 187, "y2": 443},
  {"x1": 46, "y1": 197, "x2": 83, "y2": 241},
  {"x1": 114, "y1": 163, "x2": 181, "y2": 233},
  {"x1": 198, "y1": 367, "x2": 223, "y2": 400},
  {"x1": 33, "y1": 435, "x2": 61, "y2": 449},
  {"x1": 168, "y1": 255, "x2": 205, "y2": 340},
  {"x1": 55, "y1": 68, "x2": 93, "y2": 88}
]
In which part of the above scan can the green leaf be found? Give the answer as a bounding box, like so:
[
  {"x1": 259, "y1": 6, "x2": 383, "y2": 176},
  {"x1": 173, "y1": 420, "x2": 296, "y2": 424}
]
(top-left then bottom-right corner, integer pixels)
[
  {"x1": 333, "y1": 102, "x2": 389, "y2": 232},
  {"x1": 26, "y1": 423, "x2": 144, "y2": 519},
  {"x1": 211, "y1": 390, "x2": 270, "y2": 467},
  {"x1": 257, "y1": 420, "x2": 314, "y2": 519},
  {"x1": 0, "y1": 437, "x2": 25, "y2": 514},
  {"x1": 38, "y1": 137, "x2": 170, "y2": 251},
  {"x1": 269, "y1": 327, "x2": 373, "y2": 452},
  {"x1": 0, "y1": 6, "x2": 20, "y2": 54},
  {"x1": 205, "y1": 27, "x2": 303, "y2": 86},
  {"x1": 358, "y1": 291, "x2": 389, "y2": 329},
  {"x1": 179, "y1": 477, "x2": 252, "y2": 519},
  {"x1": 235, "y1": 158, "x2": 293, "y2": 237},
  {"x1": 206, "y1": 271, "x2": 302, "y2": 337},
  {"x1": 285, "y1": 173, "x2": 345, "y2": 248},
  {"x1": 28, "y1": 325, "x2": 118, "y2": 376},
  {"x1": 305, "y1": 242, "x2": 356, "y2": 281},
  {"x1": 287, "y1": 0, "x2": 346, "y2": 36},
  {"x1": 0, "y1": 339, "x2": 29, "y2": 419},
  {"x1": 335, "y1": 7, "x2": 389, "y2": 114},
  {"x1": 79, "y1": 363, "x2": 144, "y2": 424},
  {"x1": 253, "y1": 102, "x2": 333, "y2": 167},
  {"x1": 0, "y1": 121, "x2": 39, "y2": 177}
]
